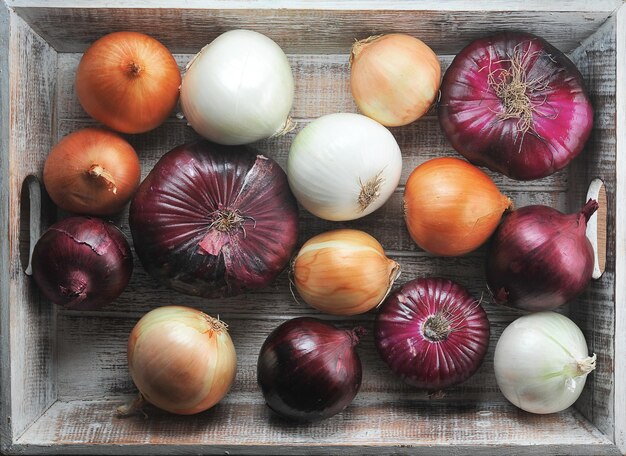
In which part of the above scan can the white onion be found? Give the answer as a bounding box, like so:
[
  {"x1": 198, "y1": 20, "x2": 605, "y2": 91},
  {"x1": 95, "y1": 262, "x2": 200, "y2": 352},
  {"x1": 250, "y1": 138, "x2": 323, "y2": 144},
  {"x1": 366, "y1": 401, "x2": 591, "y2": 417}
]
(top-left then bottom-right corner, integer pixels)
[
  {"x1": 494, "y1": 312, "x2": 596, "y2": 414},
  {"x1": 180, "y1": 30, "x2": 294, "y2": 145},
  {"x1": 287, "y1": 113, "x2": 402, "y2": 221}
]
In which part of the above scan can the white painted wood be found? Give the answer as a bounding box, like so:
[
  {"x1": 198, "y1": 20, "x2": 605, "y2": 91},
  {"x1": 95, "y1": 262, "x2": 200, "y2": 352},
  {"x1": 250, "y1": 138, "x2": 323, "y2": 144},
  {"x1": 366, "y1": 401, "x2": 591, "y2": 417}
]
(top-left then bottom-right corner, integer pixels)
[
  {"x1": 0, "y1": 2, "x2": 13, "y2": 454},
  {"x1": 6, "y1": 0, "x2": 622, "y2": 12},
  {"x1": 2, "y1": 8, "x2": 58, "y2": 449},
  {"x1": 1, "y1": 1, "x2": 625, "y2": 454},
  {"x1": 12, "y1": 399, "x2": 618, "y2": 455},
  {"x1": 614, "y1": 5, "x2": 626, "y2": 454},
  {"x1": 568, "y1": 17, "x2": 618, "y2": 441},
  {"x1": 11, "y1": 7, "x2": 613, "y2": 54}
]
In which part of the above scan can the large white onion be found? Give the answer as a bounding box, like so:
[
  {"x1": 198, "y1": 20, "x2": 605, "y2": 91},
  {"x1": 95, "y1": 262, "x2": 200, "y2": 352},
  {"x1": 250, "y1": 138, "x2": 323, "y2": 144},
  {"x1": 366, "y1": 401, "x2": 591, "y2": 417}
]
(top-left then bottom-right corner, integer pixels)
[
  {"x1": 494, "y1": 312, "x2": 596, "y2": 414},
  {"x1": 180, "y1": 30, "x2": 294, "y2": 145},
  {"x1": 286, "y1": 113, "x2": 402, "y2": 221}
]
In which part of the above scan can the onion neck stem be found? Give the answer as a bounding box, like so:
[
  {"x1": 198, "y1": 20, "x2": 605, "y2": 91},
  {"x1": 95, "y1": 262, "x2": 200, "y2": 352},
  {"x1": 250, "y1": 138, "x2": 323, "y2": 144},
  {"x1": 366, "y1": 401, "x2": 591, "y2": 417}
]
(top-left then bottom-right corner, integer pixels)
[
  {"x1": 581, "y1": 199, "x2": 599, "y2": 223},
  {"x1": 117, "y1": 392, "x2": 148, "y2": 418},
  {"x1": 349, "y1": 34, "x2": 384, "y2": 66},
  {"x1": 575, "y1": 354, "x2": 597, "y2": 377},
  {"x1": 88, "y1": 164, "x2": 118, "y2": 194}
]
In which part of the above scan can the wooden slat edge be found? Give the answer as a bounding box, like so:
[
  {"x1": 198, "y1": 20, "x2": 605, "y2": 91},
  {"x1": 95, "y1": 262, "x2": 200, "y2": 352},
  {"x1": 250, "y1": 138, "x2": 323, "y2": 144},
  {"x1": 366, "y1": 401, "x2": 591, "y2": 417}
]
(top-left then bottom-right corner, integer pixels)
[
  {"x1": 7, "y1": 0, "x2": 623, "y2": 13},
  {"x1": 7, "y1": 442, "x2": 621, "y2": 456},
  {"x1": 0, "y1": 2, "x2": 13, "y2": 453},
  {"x1": 614, "y1": 4, "x2": 626, "y2": 454}
]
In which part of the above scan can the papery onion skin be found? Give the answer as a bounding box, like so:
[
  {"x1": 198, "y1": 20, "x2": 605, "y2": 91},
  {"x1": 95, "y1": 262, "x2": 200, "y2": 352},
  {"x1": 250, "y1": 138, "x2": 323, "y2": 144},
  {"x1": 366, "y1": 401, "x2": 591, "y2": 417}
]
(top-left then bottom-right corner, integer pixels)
[
  {"x1": 257, "y1": 317, "x2": 363, "y2": 421},
  {"x1": 76, "y1": 31, "x2": 181, "y2": 134},
  {"x1": 439, "y1": 31, "x2": 593, "y2": 180},
  {"x1": 375, "y1": 278, "x2": 490, "y2": 390},
  {"x1": 287, "y1": 113, "x2": 402, "y2": 221},
  {"x1": 494, "y1": 312, "x2": 595, "y2": 414},
  {"x1": 43, "y1": 128, "x2": 141, "y2": 216},
  {"x1": 128, "y1": 306, "x2": 237, "y2": 415},
  {"x1": 293, "y1": 229, "x2": 400, "y2": 316},
  {"x1": 180, "y1": 29, "x2": 294, "y2": 145},
  {"x1": 350, "y1": 34, "x2": 441, "y2": 127},
  {"x1": 31, "y1": 216, "x2": 133, "y2": 310},
  {"x1": 486, "y1": 199, "x2": 597, "y2": 312},
  {"x1": 403, "y1": 157, "x2": 512, "y2": 256},
  {"x1": 129, "y1": 141, "x2": 299, "y2": 298}
]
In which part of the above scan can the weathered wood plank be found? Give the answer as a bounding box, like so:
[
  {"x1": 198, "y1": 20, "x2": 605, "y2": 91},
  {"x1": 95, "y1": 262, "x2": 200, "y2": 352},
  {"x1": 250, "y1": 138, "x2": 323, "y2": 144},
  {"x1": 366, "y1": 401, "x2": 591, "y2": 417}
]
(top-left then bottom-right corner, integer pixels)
[
  {"x1": 3, "y1": 2, "x2": 623, "y2": 454},
  {"x1": 4, "y1": 11, "x2": 58, "y2": 445},
  {"x1": 568, "y1": 18, "x2": 617, "y2": 441},
  {"x1": 613, "y1": 5, "x2": 626, "y2": 454},
  {"x1": 13, "y1": 398, "x2": 618, "y2": 455},
  {"x1": 7, "y1": 0, "x2": 623, "y2": 12},
  {"x1": 56, "y1": 313, "x2": 512, "y2": 401},
  {"x1": 54, "y1": 119, "x2": 570, "y2": 193},
  {"x1": 13, "y1": 7, "x2": 612, "y2": 54},
  {"x1": 0, "y1": 2, "x2": 12, "y2": 453}
]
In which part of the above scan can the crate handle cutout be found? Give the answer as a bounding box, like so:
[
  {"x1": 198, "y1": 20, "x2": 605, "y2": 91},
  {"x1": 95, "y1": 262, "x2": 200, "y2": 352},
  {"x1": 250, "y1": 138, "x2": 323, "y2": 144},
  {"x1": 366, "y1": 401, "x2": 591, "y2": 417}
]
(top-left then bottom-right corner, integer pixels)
[
  {"x1": 19, "y1": 175, "x2": 42, "y2": 276},
  {"x1": 586, "y1": 178, "x2": 607, "y2": 279}
]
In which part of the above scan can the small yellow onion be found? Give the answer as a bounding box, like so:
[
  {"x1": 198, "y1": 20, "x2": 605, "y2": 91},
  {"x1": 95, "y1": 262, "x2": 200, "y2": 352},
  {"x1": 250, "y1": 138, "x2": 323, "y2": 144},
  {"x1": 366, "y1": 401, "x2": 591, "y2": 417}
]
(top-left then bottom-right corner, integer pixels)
[
  {"x1": 404, "y1": 157, "x2": 513, "y2": 256},
  {"x1": 293, "y1": 229, "x2": 400, "y2": 316},
  {"x1": 350, "y1": 33, "x2": 441, "y2": 127},
  {"x1": 124, "y1": 306, "x2": 236, "y2": 415}
]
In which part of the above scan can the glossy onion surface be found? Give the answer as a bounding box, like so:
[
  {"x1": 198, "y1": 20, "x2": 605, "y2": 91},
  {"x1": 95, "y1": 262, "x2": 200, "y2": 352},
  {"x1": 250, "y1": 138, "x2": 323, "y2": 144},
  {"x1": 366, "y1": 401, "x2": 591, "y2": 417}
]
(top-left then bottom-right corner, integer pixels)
[
  {"x1": 375, "y1": 278, "x2": 490, "y2": 390},
  {"x1": 129, "y1": 141, "x2": 299, "y2": 298}
]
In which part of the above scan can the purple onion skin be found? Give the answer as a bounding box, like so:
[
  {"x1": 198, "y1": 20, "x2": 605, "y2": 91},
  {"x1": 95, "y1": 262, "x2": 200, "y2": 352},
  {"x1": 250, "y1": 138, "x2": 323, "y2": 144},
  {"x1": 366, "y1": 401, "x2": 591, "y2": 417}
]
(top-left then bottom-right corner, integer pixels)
[
  {"x1": 129, "y1": 141, "x2": 299, "y2": 298},
  {"x1": 257, "y1": 317, "x2": 363, "y2": 422},
  {"x1": 439, "y1": 31, "x2": 593, "y2": 181},
  {"x1": 486, "y1": 199, "x2": 598, "y2": 312},
  {"x1": 31, "y1": 216, "x2": 133, "y2": 310},
  {"x1": 375, "y1": 278, "x2": 490, "y2": 391}
]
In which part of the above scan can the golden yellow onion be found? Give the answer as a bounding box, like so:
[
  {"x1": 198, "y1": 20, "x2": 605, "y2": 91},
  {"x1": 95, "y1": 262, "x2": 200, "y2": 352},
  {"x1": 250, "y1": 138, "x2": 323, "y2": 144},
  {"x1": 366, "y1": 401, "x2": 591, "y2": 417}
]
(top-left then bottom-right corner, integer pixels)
[
  {"x1": 404, "y1": 157, "x2": 512, "y2": 256},
  {"x1": 293, "y1": 229, "x2": 400, "y2": 316},
  {"x1": 126, "y1": 306, "x2": 236, "y2": 415},
  {"x1": 350, "y1": 33, "x2": 441, "y2": 127}
]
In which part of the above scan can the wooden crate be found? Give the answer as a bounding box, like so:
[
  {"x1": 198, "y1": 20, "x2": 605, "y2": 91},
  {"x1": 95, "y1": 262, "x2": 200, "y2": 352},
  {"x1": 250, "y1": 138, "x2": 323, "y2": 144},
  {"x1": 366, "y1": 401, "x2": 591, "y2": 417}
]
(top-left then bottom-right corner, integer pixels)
[{"x1": 1, "y1": 1, "x2": 624, "y2": 454}]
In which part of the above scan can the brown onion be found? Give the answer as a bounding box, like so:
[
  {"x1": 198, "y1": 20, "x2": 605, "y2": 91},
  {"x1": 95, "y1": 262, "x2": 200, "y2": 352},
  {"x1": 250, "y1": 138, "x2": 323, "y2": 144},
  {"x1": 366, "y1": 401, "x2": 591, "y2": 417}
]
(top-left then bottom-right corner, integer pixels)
[
  {"x1": 76, "y1": 31, "x2": 181, "y2": 134},
  {"x1": 350, "y1": 34, "x2": 441, "y2": 126},
  {"x1": 293, "y1": 229, "x2": 400, "y2": 316},
  {"x1": 43, "y1": 128, "x2": 140, "y2": 215},
  {"x1": 124, "y1": 306, "x2": 236, "y2": 415},
  {"x1": 404, "y1": 157, "x2": 512, "y2": 256}
]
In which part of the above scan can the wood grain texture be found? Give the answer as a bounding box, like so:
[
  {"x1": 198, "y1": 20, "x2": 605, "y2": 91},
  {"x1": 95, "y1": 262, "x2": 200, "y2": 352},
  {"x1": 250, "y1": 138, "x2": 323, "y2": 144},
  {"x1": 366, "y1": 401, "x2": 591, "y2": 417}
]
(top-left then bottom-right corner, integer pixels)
[
  {"x1": 568, "y1": 18, "x2": 617, "y2": 441},
  {"x1": 614, "y1": 5, "x2": 626, "y2": 454},
  {"x1": 13, "y1": 398, "x2": 618, "y2": 455},
  {"x1": 6, "y1": 0, "x2": 623, "y2": 12},
  {"x1": 4, "y1": 10, "x2": 58, "y2": 446},
  {"x1": 13, "y1": 7, "x2": 612, "y2": 54},
  {"x1": 0, "y1": 1, "x2": 12, "y2": 452},
  {"x1": 2, "y1": 2, "x2": 624, "y2": 454}
]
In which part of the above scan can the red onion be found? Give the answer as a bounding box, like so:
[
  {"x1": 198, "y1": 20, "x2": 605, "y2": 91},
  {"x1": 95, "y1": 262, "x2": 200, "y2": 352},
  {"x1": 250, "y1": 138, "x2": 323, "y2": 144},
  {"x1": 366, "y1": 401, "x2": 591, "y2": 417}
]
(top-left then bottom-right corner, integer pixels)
[
  {"x1": 375, "y1": 278, "x2": 490, "y2": 391},
  {"x1": 439, "y1": 31, "x2": 593, "y2": 180},
  {"x1": 257, "y1": 317, "x2": 363, "y2": 421},
  {"x1": 31, "y1": 216, "x2": 133, "y2": 310},
  {"x1": 486, "y1": 200, "x2": 598, "y2": 312},
  {"x1": 129, "y1": 141, "x2": 298, "y2": 298}
]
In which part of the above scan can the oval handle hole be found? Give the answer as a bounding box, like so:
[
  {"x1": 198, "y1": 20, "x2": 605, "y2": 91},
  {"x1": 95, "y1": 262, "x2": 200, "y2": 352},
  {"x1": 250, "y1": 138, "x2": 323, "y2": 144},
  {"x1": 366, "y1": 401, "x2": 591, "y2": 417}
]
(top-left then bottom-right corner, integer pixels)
[
  {"x1": 585, "y1": 178, "x2": 607, "y2": 280},
  {"x1": 19, "y1": 175, "x2": 42, "y2": 276}
]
